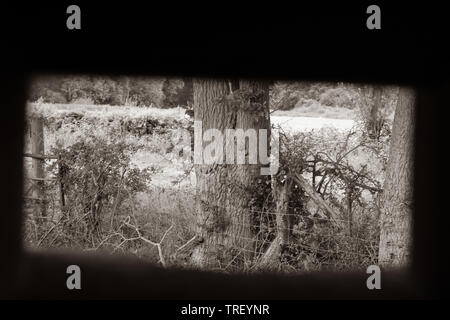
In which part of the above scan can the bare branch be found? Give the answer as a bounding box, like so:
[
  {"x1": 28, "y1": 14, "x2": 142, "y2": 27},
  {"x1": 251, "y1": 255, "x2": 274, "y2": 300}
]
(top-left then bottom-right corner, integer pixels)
[{"x1": 122, "y1": 217, "x2": 173, "y2": 267}]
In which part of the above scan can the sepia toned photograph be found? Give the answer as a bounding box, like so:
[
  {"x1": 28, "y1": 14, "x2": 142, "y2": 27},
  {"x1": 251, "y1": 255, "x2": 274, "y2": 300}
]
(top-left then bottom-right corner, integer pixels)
[
  {"x1": 2, "y1": 0, "x2": 446, "y2": 305},
  {"x1": 22, "y1": 75, "x2": 414, "y2": 273}
]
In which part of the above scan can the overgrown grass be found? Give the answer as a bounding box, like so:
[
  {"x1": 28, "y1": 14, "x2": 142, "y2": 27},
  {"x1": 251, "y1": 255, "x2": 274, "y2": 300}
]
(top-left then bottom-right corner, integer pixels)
[{"x1": 27, "y1": 102, "x2": 188, "y2": 122}]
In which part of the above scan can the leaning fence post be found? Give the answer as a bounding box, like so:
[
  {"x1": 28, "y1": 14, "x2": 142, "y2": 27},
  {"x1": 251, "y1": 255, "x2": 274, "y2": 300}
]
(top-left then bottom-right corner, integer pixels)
[
  {"x1": 257, "y1": 176, "x2": 292, "y2": 269},
  {"x1": 30, "y1": 115, "x2": 46, "y2": 217}
]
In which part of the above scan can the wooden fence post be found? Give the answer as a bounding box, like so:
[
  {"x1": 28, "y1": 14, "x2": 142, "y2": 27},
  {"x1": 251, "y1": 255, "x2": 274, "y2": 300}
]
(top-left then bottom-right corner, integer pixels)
[
  {"x1": 58, "y1": 155, "x2": 66, "y2": 215},
  {"x1": 30, "y1": 116, "x2": 46, "y2": 217}
]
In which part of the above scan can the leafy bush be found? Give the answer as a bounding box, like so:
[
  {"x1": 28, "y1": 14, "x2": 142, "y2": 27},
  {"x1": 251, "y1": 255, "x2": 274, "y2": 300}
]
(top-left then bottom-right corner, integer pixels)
[
  {"x1": 162, "y1": 78, "x2": 193, "y2": 108},
  {"x1": 47, "y1": 136, "x2": 154, "y2": 247},
  {"x1": 43, "y1": 90, "x2": 68, "y2": 104},
  {"x1": 271, "y1": 81, "x2": 362, "y2": 113},
  {"x1": 319, "y1": 87, "x2": 357, "y2": 109},
  {"x1": 70, "y1": 96, "x2": 95, "y2": 105}
]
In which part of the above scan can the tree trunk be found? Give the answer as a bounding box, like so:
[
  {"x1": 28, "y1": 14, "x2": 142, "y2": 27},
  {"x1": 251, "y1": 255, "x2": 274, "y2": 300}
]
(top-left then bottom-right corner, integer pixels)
[
  {"x1": 191, "y1": 79, "x2": 270, "y2": 270},
  {"x1": 378, "y1": 87, "x2": 415, "y2": 266},
  {"x1": 367, "y1": 85, "x2": 383, "y2": 140}
]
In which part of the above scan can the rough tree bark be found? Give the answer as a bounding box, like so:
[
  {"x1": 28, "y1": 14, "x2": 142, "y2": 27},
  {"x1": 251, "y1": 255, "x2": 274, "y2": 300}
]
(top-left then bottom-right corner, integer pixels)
[
  {"x1": 191, "y1": 79, "x2": 270, "y2": 270},
  {"x1": 378, "y1": 87, "x2": 415, "y2": 266},
  {"x1": 367, "y1": 85, "x2": 383, "y2": 140}
]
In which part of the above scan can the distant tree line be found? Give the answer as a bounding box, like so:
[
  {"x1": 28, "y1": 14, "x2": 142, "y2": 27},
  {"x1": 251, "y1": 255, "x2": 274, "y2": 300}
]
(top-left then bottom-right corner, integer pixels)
[
  {"x1": 28, "y1": 76, "x2": 397, "y2": 121},
  {"x1": 28, "y1": 75, "x2": 194, "y2": 108},
  {"x1": 271, "y1": 81, "x2": 368, "y2": 111}
]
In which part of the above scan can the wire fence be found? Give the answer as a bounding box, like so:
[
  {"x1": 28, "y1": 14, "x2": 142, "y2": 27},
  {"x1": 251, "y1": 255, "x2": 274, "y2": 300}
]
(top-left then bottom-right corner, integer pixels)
[
  {"x1": 23, "y1": 116, "x2": 65, "y2": 225},
  {"x1": 182, "y1": 191, "x2": 380, "y2": 271}
]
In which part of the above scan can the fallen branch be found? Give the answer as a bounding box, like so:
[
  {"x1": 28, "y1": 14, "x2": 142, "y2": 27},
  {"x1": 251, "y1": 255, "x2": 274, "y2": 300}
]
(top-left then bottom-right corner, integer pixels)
[
  {"x1": 255, "y1": 235, "x2": 282, "y2": 270},
  {"x1": 36, "y1": 216, "x2": 64, "y2": 247},
  {"x1": 292, "y1": 173, "x2": 340, "y2": 221},
  {"x1": 175, "y1": 235, "x2": 200, "y2": 254},
  {"x1": 123, "y1": 216, "x2": 173, "y2": 267},
  {"x1": 23, "y1": 152, "x2": 58, "y2": 160}
]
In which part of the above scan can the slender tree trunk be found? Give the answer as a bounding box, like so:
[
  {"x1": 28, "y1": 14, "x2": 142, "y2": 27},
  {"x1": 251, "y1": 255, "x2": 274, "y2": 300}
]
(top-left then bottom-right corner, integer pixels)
[
  {"x1": 346, "y1": 186, "x2": 353, "y2": 236},
  {"x1": 367, "y1": 85, "x2": 383, "y2": 140},
  {"x1": 30, "y1": 116, "x2": 46, "y2": 218},
  {"x1": 191, "y1": 79, "x2": 270, "y2": 270},
  {"x1": 378, "y1": 87, "x2": 415, "y2": 266}
]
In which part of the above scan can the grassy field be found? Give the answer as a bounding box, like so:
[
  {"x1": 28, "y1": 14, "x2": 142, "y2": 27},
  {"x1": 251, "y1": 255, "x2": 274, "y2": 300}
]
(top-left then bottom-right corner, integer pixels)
[
  {"x1": 272, "y1": 103, "x2": 358, "y2": 119},
  {"x1": 27, "y1": 102, "x2": 188, "y2": 121}
]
